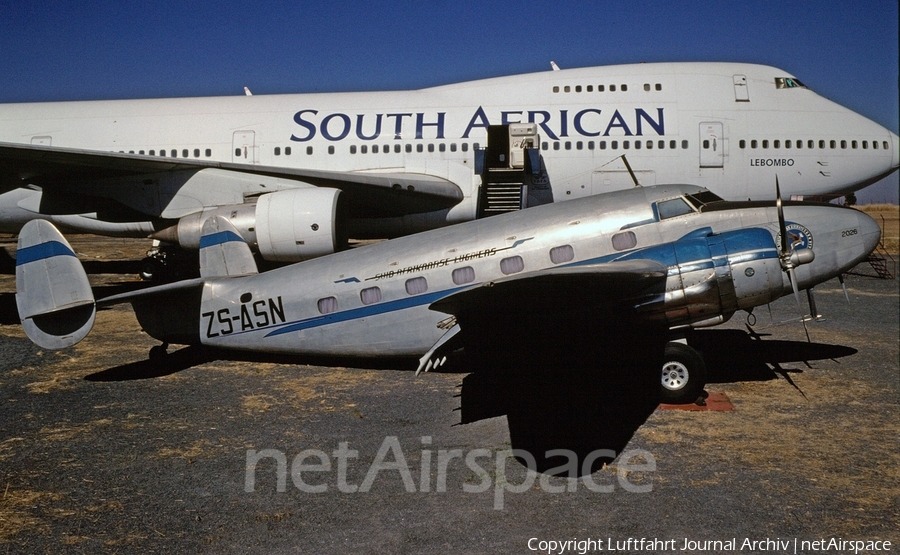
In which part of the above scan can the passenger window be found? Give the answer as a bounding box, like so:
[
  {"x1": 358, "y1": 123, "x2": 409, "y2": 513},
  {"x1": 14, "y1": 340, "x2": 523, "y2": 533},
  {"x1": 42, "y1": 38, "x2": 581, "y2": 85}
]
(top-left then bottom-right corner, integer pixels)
[
  {"x1": 285, "y1": 147, "x2": 291, "y2": 155},
  {"x1": 657, "y1": 198, "x2": 694, "y2": 220},
  {"x1": 452, "y1": 266, "x2": 475, "y2": 285},
  {"x1": 681, "y1": 140, "x2": 689, "y2": 149},
  {"x1": 360, "y1": 287, "x2": 382, "y2": 305},
  {"x1": 405, "y1": 277, "x2": 428, "y2": 295},
  {"x1": 862, "y1": 141, "x2": 868, "y2": 149},
  {"x1": 500, "y1": 256, "x2": 524, "y2": 275},
  {"x1": 549, "y1": 245, "x2": 575, "y2": 264},
  {"x1": 739, "y1": 140, "x2": 746, "y2": 149},
  {"x1": 612, "y1": 231, "x2": 637, "y2": 251},
  {"x1": 275, "y1": 147, "x2": 281, "y2": 155},
  {"x1": 317, "y1": 297, "x2": 338, "y2": 314}
]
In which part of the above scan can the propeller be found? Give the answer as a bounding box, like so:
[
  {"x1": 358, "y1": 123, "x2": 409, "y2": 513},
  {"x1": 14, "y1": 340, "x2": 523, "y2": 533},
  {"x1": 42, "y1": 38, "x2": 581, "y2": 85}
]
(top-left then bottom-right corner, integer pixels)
[{"x1": 775, "y1": 177, "x2": 815, "y2": 341}]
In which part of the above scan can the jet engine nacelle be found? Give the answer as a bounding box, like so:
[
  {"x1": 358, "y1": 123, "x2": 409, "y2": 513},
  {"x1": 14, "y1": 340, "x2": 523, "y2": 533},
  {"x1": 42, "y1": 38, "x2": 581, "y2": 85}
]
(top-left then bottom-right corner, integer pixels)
[{"x1": 165, "y1": 187, "x2": 347, "y2": 262}]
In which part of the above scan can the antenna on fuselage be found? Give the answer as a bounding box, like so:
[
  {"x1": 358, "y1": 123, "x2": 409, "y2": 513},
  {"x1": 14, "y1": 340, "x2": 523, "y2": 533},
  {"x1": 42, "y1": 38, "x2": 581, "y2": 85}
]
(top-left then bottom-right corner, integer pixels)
[
  {"x1": 243, "y1": 87, "x2": 253, "y2": 96},
  {"x1": 550, "y1": 61, "x2": 561, "y2": 71},
  {"x1": 596, "y1": 154, "x2": 642, "y2": 187}
]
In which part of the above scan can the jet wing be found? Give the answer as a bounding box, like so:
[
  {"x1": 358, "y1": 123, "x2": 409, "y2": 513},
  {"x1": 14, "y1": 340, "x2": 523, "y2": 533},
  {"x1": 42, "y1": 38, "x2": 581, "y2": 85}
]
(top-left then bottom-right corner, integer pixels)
[
  {"x1": 417, "y1": 259, "x2": 668, "y2": 373},
  {"x1": 0, "y1": 142, "x2": 464, "y2": 216}
]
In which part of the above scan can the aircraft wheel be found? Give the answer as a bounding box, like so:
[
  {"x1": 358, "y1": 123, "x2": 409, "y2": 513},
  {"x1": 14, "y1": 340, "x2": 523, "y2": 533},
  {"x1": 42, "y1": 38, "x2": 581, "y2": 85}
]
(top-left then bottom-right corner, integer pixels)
[
  {"x1": 660, "y1": 342, "x2": 707, "y2": 404},
  {"x1": 140, "y1": 257, "x2": 163, "y2": 282}
]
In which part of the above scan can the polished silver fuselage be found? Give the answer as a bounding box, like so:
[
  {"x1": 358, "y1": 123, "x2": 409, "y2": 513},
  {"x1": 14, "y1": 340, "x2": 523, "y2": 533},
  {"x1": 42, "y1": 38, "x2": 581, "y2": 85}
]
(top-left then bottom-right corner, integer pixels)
[{"x1": 188, "y1": 185, "x2": 879, "y2": 357}]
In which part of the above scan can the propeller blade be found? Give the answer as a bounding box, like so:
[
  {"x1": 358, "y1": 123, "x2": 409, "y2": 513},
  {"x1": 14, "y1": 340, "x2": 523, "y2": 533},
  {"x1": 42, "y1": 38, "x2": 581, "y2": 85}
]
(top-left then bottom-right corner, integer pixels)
[
  {"x1": 838, "y1": 274, "x2": 851, "y2": 304},
  {"x1": 776, "y1": 176, "x2": 788, "y2": 256},
  {"x1": 788, "y1": 267, "x2": 811, "y2": 342}
]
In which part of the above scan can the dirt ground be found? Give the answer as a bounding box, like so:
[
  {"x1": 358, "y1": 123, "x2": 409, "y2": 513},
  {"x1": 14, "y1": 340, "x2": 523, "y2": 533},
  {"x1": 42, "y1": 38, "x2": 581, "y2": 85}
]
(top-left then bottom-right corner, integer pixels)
[{"x1": 0, "y1": 231, "x2": 897, "y2": 554}]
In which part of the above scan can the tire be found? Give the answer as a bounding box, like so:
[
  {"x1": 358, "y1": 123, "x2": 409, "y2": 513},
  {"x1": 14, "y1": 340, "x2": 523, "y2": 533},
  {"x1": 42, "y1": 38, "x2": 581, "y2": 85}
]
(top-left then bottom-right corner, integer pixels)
[{"x1": 660, "y1": 342, "x2": 707, "y2": 404}]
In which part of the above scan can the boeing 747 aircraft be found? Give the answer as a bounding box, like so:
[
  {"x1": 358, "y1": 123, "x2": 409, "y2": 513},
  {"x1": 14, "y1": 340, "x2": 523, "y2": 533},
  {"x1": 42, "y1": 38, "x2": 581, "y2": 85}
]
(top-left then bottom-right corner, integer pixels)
[{"x1": 1, "y1": 62, "x2": 897, "y2": 273}]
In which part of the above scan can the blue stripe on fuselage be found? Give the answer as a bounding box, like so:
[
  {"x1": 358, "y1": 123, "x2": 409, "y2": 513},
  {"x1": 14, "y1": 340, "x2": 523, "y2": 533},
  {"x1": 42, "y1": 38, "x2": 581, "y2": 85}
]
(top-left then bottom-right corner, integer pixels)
[
  {"x1": 263, "y1": 286, "x2": 468, "y2": 338},
  {"x1": 15, "y1": 241, "x2": 76, "y2": 266},
  {"x1": 252, "y1": 228, "x2": 778, "y2": 339}
]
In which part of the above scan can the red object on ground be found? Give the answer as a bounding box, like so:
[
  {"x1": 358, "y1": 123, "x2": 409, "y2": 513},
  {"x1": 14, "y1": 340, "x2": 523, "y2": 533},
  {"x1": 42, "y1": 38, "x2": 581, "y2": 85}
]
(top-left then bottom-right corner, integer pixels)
[{"x1": 658, "y1": 392, "x2": 734, "y2": 411}]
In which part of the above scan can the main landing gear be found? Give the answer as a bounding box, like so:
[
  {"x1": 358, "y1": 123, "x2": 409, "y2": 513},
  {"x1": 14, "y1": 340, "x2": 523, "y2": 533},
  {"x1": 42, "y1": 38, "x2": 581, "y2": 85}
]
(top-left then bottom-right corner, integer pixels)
[{"x1": 660, "y1": 341, "x2": 708, "y2": 404}]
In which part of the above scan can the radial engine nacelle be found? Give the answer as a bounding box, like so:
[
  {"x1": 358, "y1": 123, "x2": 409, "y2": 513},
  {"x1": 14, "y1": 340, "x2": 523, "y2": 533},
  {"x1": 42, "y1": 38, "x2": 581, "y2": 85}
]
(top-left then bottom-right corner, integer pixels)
[{"x1": 154, "y1": 187, "x2": 348, "y2": 261}]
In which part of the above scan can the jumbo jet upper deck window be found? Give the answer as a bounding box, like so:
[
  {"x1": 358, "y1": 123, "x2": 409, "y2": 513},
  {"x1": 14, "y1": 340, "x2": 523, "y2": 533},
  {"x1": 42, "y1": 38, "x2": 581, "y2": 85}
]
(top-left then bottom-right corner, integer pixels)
[{"x1": 775, "y1": 77, "x2": 807, "y2": 89}]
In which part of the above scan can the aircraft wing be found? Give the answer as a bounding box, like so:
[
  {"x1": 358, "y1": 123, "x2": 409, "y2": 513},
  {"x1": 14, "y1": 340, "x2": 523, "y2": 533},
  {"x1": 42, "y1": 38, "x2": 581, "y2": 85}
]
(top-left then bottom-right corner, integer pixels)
[
  {"x1": 417, "y1": 259, "x2": 668, "y2": 373},
  {"x1": 0, "y1": 142, "x2": 464, "y2": 217}
]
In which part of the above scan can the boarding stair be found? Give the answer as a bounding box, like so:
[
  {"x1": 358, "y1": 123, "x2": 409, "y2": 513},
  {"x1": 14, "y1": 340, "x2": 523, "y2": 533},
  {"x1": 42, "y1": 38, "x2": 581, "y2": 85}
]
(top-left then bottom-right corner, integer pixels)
[
  {"x1": 866, "y1": 244, "x2": 896, "y2": 279},
  {"x1": 475, "y1": 124, "x2": 542, "y2": 219}
]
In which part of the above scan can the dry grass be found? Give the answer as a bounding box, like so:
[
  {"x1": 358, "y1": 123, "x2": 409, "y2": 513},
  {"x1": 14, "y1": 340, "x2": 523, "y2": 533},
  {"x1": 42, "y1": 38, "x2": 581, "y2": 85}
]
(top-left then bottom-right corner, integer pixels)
[{"x1": 858, "y1": 203, "x2": 899, "y2": 253}]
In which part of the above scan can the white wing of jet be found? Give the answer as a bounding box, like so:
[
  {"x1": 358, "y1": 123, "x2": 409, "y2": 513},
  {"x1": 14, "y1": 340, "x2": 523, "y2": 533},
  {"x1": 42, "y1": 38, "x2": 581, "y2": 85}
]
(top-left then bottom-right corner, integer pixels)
[{"x1": 0, "y1": 142, "x2": 464, "y2": 219}]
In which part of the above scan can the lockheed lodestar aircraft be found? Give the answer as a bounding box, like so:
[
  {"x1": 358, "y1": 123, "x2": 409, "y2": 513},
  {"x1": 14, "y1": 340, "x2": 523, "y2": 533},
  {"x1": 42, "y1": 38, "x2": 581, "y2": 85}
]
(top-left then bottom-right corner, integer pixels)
[
  {"x1": 17, "y1": 182, "x2": 879, "y2": 409},
  {"x1": 2, "y1": 62, "x2": 897, "y2": 277}
]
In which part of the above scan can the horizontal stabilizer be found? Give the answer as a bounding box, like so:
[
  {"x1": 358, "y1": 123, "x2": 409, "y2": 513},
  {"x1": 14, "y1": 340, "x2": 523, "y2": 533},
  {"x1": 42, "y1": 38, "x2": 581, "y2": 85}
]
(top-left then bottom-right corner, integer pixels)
[
  {"x1": 199, "y1": 215, "x2": 258, "y2": 278},
  {"x1": 15, "y1": 220, "x2": 96, "y2": 349}
]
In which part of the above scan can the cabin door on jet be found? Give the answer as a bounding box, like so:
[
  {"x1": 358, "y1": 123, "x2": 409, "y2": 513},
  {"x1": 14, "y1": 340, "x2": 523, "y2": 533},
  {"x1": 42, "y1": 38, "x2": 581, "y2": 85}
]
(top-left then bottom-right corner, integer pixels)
[
  {"x1": 232, "y1": 130, "x2": 258, "y2": 164},
  {"x1": 699, "y1": 122, "x2": 724, "y2": 168}
]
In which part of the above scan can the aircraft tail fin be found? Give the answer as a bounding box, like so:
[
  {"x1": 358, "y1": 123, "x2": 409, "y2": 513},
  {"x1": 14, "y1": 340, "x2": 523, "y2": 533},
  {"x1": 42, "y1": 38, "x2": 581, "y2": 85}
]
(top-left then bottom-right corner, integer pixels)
[
  {"x1": 198, "y1": 216, "x2": 258, "y2": 278},
  {"x1": 15, "y1": 220, "x2": 96, "y2": 349}
]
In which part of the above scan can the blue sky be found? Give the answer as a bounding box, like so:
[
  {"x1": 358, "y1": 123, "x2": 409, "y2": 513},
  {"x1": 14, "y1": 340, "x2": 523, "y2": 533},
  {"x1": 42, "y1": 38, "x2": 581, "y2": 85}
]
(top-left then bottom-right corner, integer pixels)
[{"x1": 1, "y1": 0, "x2": 897, "y2": 201}]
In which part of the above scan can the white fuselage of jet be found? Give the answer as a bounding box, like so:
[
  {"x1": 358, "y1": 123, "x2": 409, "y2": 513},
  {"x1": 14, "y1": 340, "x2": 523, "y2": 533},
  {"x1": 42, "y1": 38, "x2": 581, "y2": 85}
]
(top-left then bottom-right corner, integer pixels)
[{"x1": 1, "y1": 62, "x2": 897, "y2": 243}]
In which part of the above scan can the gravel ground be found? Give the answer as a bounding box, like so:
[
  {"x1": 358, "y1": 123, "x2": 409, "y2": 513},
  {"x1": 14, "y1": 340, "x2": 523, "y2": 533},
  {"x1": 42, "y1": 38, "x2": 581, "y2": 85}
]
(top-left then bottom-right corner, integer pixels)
[{"x1": 0, "y1": 236, "x2": 897, "y2": 554}]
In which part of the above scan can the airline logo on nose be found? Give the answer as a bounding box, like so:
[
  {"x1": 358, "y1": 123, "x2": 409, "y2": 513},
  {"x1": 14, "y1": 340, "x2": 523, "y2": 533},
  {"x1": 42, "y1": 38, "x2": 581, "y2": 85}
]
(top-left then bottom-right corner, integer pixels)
[{"x1": 776, "y1": 222, "x2": 813, "y2": 250}]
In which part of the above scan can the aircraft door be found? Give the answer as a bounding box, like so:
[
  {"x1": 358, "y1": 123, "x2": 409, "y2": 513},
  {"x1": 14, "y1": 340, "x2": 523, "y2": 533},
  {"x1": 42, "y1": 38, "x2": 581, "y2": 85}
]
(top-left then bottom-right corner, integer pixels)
[
  {"x1": 232, "y1": 130, "x2": 257, "y2": 164},
  {"x1": 699, "y1": 122, "x2": 724, "y2": 168},
  {"x1": 733, "y1": 74, "x2": 749, "y2": 102}
]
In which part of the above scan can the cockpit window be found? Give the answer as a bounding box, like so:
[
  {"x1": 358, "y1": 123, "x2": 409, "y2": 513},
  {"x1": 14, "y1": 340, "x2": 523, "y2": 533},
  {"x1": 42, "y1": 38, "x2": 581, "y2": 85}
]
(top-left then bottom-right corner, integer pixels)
[
  {"x1": 775, "y1": 77, "x2": 807, "y2": 89},
  {"x1": 684, "y1": 190, "x2": 725, "y2": 209},
  {"x1": 656, "y1": 197, "x2": 695, "y2": 220}
]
